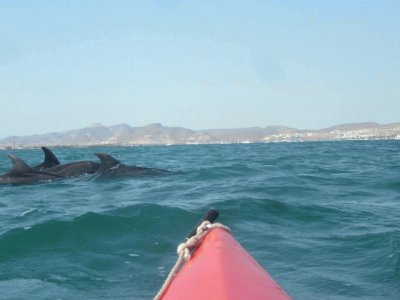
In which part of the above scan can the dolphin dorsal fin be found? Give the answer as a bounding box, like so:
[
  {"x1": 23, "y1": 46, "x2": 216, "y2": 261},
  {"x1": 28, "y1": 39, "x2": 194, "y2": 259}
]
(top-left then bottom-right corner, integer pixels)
[
  {"x1": 41, "y1": 147, "x2": 60, "y2": 168},
  {"x1": 95, "y1": 153, "x2": 121, "y2": 172},
  {"x1": 8, "y1": 155, "x2": 32, "y2": 172}
]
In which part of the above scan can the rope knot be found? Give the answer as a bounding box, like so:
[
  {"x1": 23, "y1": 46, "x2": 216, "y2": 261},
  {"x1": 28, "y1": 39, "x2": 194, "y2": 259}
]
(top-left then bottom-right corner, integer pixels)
[
  {"x1": 177, "y1": 241, "x2": 193, "y2": 261},
  {"x1": 196, "y1": 220, "x2": 211, "y2": 235},
  {"x1": 176, "y1": 220, "x2": 212, "y2": 261},
  {"x1": 154, "y1": 220, "x2": 231, "y2": 300}
]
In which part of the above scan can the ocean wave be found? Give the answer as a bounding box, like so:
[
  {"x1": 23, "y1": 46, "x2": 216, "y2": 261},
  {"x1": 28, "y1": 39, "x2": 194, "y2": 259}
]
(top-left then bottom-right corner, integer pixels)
[{"x1": 0, "y1": 203, "x2": 195, "y2": 261}]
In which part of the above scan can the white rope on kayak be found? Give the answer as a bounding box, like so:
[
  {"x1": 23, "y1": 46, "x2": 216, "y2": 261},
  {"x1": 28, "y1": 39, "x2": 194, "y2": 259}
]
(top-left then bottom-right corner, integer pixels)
[{"x1": 153, "y1": 221, "x2": 230, "y2": 300}]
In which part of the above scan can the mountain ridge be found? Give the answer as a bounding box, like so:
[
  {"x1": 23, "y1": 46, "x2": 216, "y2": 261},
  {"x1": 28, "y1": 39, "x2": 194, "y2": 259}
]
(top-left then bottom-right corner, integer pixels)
[{"x1": 1, "y1": 122, "x2": 399, "y2": 148}]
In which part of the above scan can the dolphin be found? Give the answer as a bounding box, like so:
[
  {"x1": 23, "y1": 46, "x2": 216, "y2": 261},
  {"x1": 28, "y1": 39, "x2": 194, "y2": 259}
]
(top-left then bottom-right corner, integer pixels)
[
  {"x1": 44, "y1": 160, "x2": 100, "y2": 178},
  {"x1": 32, "y1": 147, "x2": 61, "y2": 170},
  {"x1": 31, "y1": 147, "x2": 99, "y2": 177},
  {"x1": 94, "y1": 153, "x2": 169, "y2": 178},
  {"x1": 0, "y1": 155, "x2": 66, "y2": 185}
]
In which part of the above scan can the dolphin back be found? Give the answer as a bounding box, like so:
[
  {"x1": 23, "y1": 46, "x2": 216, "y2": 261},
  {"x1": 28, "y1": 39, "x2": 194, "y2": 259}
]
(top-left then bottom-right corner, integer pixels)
[
  {"x1": 0, "y1": 154, "x2": 65, "y2": 185},
  {"x1": 95, "y1": 153, "x2": 121, "y2": 173},
  {"x1": 33, "y1": 147, "x2": 61, "y2": 170}
]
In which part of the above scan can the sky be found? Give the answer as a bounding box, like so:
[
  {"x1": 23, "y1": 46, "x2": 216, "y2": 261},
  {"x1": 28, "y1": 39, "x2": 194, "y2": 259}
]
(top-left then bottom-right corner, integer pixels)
[{"x1": 0, "y1": 0, "x2": 399, "y2": 138}]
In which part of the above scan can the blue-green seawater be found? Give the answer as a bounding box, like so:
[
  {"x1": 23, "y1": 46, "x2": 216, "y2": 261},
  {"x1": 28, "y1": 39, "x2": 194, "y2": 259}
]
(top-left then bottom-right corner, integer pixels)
[{"x1": 0, "y1": 141, "x2": 399, "y2": 299}]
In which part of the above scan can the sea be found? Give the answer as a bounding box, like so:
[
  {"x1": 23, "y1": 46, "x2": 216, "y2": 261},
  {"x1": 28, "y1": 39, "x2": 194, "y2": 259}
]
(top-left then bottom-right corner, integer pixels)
[{"x1": 0, "y1": 141, "x2": 399, "y2": 299}]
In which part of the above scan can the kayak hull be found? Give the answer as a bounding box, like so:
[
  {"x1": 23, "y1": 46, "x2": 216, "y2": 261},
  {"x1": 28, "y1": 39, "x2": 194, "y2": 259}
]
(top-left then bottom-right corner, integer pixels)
[{"x1": 161, "y1": 228, "x2": 291, "y2": 300}]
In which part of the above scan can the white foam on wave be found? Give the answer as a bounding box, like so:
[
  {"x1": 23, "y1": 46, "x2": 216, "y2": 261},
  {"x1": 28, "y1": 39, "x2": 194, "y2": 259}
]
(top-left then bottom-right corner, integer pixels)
[{"x1": 20, "y1": 208, "x2": 36, "y2": 217}]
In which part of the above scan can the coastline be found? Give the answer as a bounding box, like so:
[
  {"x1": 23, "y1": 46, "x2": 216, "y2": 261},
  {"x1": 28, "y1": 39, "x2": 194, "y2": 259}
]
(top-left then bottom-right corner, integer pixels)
[{"x1": 1, "y1": 122, "x2": 399, "y2": 149}]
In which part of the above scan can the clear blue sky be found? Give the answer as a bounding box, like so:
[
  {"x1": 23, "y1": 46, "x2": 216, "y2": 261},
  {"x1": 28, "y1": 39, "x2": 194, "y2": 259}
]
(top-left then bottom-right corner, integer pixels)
[{"x1": 1, "y1": 0, "x2": 399, "y2": 138}]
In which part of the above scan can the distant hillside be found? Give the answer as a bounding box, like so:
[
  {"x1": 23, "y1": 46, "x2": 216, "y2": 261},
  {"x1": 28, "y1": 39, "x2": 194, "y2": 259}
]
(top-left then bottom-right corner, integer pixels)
[
  {"x1": 0, "y1": 123, "x2": 213, "y2": 148},
  {"x1": 204, "y1": 126, "x2": 297, "y2": 142},
  {"x1": 320, "y1": 122, "x2": 381, "y2": 132},
  {"x1": 0, "y1": 122, "x2": 399, "y2": 148}
]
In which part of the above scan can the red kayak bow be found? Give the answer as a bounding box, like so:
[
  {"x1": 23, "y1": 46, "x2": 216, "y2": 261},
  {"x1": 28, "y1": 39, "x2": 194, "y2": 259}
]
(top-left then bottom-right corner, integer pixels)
[{"x1": 157, "y1": 210, "x2": 292, "y2": 300}]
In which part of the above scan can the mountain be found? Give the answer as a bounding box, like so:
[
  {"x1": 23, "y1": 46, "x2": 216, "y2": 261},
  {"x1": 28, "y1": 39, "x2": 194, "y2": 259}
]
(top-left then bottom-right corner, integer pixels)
[
  {"x1": 1, "y1": 122, "x2": 399, "y2": 149},
  {"x1": 320, "y1": 122, "x2": 382, "y2": 132}
]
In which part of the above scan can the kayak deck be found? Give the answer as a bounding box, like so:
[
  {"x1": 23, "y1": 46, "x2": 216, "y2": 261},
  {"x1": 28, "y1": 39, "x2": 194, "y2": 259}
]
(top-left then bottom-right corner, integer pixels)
[{"x1": 160, "y1": 227, "x2": 291, "y2": 300}]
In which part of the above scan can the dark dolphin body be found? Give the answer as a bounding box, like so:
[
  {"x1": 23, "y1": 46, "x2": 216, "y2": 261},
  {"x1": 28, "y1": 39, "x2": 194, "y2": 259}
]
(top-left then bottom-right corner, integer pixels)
[
  {"x1": 94, "y1": 153, "x2": 169, "y2": 178},
  {"x1": 0, "y1": 155, "x2": 65, "y2": 185},
  {"x1": 32, "y1": 147, "x2": 61, "y2": 170},
  {"x1": 31, "y1": 146, "x2": 100, "y2": 177},
  {"x1": 45, "y1": 161, "x2": 100, "y2": 178}
]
